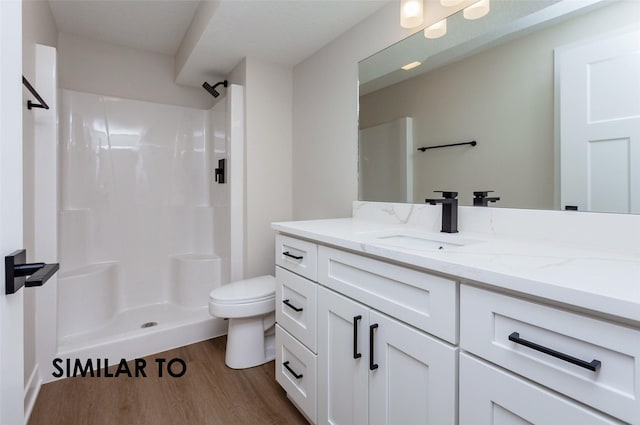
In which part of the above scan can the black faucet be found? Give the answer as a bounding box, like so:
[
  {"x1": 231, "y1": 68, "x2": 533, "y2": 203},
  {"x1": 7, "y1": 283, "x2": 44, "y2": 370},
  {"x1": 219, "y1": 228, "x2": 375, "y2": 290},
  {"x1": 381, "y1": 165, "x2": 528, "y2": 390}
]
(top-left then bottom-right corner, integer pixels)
[
  {"x1": 425, "y1": 191, "x2": 458, "y2": 233},
  {"x1": 473, "y1": 191, "x2": 500, "y2": 207}
]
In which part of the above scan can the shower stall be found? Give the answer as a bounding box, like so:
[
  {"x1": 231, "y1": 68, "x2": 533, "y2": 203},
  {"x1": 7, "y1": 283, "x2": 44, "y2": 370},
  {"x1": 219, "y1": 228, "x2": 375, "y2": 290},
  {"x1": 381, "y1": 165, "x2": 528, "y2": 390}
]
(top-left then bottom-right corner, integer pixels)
[{"x1": 55, "y1": 86, "x2": 244, "y2": 362}]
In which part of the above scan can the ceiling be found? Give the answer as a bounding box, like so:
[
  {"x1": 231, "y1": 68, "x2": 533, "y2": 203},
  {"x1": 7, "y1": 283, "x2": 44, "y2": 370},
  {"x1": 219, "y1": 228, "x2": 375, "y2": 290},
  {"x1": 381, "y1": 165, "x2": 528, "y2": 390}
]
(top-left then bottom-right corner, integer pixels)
[{"x1": 48, "y1": 0, "x2": 390, "y2": 87}]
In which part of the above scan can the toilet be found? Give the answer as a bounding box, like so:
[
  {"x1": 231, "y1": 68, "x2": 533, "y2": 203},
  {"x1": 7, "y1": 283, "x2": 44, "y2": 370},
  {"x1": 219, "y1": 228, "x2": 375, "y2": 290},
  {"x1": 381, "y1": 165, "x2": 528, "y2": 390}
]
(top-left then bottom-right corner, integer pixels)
[{"x1": 208, "y1": 275, "x2": 276, "y2": 369}]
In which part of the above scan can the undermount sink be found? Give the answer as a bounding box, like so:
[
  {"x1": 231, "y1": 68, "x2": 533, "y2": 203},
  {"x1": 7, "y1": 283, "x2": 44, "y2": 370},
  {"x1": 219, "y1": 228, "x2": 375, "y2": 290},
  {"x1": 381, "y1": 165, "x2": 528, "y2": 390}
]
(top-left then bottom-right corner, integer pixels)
[{"x1": 367, "y1": 230, "x2": 484, "y2": 251}]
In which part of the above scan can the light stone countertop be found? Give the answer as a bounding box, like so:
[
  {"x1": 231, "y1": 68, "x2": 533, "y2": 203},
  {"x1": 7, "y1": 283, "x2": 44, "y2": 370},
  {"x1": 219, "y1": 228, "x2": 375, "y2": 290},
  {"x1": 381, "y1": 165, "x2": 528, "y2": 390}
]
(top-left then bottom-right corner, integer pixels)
[{"x1": 272, "y1": 218, "x2": 640, "y2": 324}]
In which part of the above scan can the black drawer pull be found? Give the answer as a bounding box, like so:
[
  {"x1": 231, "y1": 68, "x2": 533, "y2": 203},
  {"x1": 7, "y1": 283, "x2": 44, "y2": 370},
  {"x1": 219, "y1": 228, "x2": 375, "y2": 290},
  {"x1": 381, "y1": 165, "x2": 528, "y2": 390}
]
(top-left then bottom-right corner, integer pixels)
[
  {"x1": 283, "y1": 361, "x2": 303, "y2": 379},
  {"x1": 283, "y1": 299, "x2": 303, "y2": 312},
  {"x1": 353, "y1": 315, "x2": 362, "y2": 359},
  {"x1": 283, "y1": 251, "x2": 303, "y2": 260},
  {"x1": 508, "y1": 332, "x2": 601, "y2": 372},
  {"x1": 369, "y1": 323, "x2": 379, "y2": 370}
]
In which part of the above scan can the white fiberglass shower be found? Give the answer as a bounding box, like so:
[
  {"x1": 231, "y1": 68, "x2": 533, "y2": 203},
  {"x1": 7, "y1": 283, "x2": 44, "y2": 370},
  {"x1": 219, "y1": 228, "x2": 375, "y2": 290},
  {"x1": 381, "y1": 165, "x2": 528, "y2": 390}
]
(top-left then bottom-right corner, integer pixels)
[{"x1": 56, "y1": 86, "x2": 244, "y2": 362}]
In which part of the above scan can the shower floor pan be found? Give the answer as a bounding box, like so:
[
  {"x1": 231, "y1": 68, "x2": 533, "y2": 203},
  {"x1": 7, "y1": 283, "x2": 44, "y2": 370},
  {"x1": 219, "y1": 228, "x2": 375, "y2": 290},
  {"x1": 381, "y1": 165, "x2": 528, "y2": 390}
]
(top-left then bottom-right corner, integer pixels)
[{"x1": 56, "y1": 302, "x2": 227, "y2": 370}]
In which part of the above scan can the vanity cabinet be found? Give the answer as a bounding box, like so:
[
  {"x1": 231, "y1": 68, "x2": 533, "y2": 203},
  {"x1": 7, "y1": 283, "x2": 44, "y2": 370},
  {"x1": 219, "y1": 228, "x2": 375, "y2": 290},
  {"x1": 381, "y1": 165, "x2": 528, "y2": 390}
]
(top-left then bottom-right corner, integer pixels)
[
  {"x1": 317, "y1": 286, "x2": 457, "y2": 425},
  {"x1": 275, "y1": 235, "x2": 458, "y2": 425},
  {"x1": 274, "y1": 231, "x2": 639, "y2": 425}
]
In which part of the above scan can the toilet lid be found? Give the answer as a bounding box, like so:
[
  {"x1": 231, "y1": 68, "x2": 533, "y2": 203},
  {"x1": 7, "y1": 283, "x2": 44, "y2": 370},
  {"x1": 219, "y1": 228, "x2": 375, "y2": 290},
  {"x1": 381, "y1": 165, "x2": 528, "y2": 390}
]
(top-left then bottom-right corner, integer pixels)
[{"x1": 209, "y1": 275, "x2": 276, "y2": 304}]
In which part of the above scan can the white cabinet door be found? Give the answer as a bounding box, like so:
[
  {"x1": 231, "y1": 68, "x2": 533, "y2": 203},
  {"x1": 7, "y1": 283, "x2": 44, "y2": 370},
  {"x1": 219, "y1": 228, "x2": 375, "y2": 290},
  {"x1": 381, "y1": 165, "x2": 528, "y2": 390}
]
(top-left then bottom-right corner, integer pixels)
[
  {"x1": 318, "y1": 287, "x2": 369, "y2": 425},
  {"x1": 318, "y1": 286, "x2": 458, "y2": 425},
  {"x1": 369, "y1": 311, "x2": 457, "y2": 425},
  {"x1": 460, "y1": 353, "x2": 622, "y2": 425}
]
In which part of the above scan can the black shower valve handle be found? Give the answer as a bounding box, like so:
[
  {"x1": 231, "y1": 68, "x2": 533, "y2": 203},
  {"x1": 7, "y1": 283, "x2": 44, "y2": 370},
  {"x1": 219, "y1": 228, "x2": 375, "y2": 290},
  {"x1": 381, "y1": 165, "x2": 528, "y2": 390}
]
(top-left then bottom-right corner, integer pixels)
[{"x1": 214, "y1": 158, "x2": 226, "y2": 184}]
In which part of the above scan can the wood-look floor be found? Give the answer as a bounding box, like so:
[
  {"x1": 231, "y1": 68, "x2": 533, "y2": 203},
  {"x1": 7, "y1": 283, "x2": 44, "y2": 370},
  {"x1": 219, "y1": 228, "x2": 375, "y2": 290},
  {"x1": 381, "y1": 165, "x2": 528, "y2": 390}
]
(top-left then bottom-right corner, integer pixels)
[{"x1": 28, "y1": 336, "x2": 309, "y2": 425}]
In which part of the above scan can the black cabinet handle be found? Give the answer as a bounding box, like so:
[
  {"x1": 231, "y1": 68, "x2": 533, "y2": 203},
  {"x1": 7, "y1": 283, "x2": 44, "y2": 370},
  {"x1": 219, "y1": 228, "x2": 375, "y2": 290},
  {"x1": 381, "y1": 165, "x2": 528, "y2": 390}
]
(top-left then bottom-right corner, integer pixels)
[
  {"x1": 369, "y1": 323, "x2": 379, "y2": 370},
  {"x1": 508, "y1": 332, "x2": 601, "y2": 372},
  {"x1": 283, "y1": 251, "x2": 303, "y2": 260},
  {"x1": 353, "y1": 315, "x2": 362, "y2": 359},
  {"x1": 283, "y1": 361, "x2": 303, "y2": 379},
  {"x1": 282, "y1": 299, "x2": 303, "y2": 312}
]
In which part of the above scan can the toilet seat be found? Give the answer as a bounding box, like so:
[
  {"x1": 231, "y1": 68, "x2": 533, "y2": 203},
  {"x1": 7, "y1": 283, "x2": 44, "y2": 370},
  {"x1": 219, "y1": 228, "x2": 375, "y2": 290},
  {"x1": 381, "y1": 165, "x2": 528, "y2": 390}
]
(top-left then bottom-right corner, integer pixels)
[{"x1": 209, "y1": 275, "x2": 276, "y2": 318}]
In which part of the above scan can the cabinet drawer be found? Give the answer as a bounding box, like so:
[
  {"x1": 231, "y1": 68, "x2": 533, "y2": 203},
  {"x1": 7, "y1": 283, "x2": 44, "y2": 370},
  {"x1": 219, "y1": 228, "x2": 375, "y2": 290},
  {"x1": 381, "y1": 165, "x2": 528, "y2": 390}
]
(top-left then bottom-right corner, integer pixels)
[
  {"x1": 276, "y1": 266, "x2": 317, "y2": 352},
  {"x1": 276, "y1": 325, "x2": 317, "y2": 424},
  {"x1": 318, "y1": 245, "x2": 458, "y2": 344},
  {"x1": 460, "y1": 284, "x2": 640, "y2": 423},
  {"x1": 460, "y1": 353, "x2": 622, "y2": 425},
  {"x1": 276, "y1": 234, "x2": 318, "y2": 281}
]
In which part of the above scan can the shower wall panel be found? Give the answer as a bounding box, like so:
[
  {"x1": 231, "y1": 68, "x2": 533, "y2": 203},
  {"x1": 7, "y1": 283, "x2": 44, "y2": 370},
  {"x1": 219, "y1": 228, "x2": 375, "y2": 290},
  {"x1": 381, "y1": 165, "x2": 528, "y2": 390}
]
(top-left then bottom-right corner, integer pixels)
[{"x1": 60, "y1": 90, "x2": 216, "y2": 310}]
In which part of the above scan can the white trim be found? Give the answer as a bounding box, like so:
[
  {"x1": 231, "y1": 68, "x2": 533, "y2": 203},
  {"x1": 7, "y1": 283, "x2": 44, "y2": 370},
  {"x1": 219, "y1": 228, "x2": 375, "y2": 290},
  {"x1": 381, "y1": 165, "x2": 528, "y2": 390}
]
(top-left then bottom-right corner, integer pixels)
[
  {"x1": 33, "y1": 43, "x2": 59, "y2": 387},
  {"x1": 24, "y1": 364, "x2": 42, "y2": 423},
  {"x1": 229, "y1": 84, "x2": 245, "y2": 282}
]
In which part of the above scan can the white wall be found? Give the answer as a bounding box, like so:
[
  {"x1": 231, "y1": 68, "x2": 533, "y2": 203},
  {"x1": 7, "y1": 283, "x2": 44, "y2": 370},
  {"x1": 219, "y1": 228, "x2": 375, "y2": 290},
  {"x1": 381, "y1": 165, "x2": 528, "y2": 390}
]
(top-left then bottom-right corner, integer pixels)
[
  {"x1": 57, "y1": 33, "x2": 213, "y2": 109},
  {"x1": 230, "y1": 57, "x2": 293, "y2": 278},
  {"x1": 292, "y1": 3, "x2": 412, "y2": 219}
]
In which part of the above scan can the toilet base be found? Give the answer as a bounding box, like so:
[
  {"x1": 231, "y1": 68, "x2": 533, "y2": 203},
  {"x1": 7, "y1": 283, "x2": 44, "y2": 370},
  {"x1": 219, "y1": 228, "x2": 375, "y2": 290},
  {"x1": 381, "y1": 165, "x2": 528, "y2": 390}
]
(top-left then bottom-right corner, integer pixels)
[{"x1": 225, "y1": 313, "x2": 275, "y2": 369}]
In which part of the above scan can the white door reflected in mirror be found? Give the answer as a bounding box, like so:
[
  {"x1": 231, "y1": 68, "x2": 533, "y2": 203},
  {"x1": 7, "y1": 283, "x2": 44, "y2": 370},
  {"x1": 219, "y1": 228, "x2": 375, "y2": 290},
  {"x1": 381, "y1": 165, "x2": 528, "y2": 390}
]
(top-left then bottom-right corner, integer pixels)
[{"x1": 558, "y1": 28, "x2": 640, "y2": 214}]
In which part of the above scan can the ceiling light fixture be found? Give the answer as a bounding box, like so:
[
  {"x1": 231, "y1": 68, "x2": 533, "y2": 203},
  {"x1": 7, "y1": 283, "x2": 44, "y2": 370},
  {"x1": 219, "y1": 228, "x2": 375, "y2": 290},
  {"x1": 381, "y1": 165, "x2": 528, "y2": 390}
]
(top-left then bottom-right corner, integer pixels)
[
  {"x1": 424, "y1": 19, "x2": 447, "y2": 39},
  {"x1": 400, "y1": 0, "x2": 424, "y2": 28},
  {"x1": 440, "y1": 0, "x2": 465, "y2": 7},
  {"x1": 463, "y1": 0, "x2": 490, "y2": 20},
  {"x1": 401, "y1": 61, "x2": 422, "y2": 71}
]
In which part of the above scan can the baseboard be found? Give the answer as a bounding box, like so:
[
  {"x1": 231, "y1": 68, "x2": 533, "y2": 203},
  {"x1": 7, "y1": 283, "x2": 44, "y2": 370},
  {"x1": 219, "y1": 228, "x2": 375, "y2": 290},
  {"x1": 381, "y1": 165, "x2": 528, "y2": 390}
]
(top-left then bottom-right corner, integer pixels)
[{"x1": 24, "y1": 363, "x2": 42, "y2": 423}]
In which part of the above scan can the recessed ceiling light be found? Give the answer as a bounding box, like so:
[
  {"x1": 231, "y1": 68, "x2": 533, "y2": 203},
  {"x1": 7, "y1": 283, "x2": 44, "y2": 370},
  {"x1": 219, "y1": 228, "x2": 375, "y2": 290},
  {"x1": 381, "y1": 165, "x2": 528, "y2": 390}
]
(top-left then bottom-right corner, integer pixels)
[
  {"x1": 401, "y1": 61, "x2": 422, "y2": 71},
  {"x1": 424, "y1": 19, "x2": 447, "y2": 39},
  {"x1": 440, "y1": 0, "x2": 465, "y2": 6},
  {"x1": 464, "y1": 0, "x2": 490, "y2": 20}
]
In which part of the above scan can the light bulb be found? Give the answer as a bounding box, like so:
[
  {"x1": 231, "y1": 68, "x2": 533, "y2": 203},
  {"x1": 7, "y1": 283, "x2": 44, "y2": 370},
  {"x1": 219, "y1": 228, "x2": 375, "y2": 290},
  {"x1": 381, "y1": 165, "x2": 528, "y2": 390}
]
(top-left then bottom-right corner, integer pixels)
[
  {"x1": 463, "y1": 0, "x2": 490, "y2": 20},
  {"x1": 424, "y1": 19, "x2": 447, "y2": 39},
  {"x1": 400, "y1": 0, "x2": 424, "y2": 29}
]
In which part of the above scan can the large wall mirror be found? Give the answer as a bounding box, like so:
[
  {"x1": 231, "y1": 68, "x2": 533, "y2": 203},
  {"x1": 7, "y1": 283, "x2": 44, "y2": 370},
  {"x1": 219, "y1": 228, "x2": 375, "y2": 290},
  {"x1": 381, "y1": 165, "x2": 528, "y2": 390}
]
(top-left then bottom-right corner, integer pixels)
[{"x1": 358, "y1": 0, "x2": 639, "y2": 214}]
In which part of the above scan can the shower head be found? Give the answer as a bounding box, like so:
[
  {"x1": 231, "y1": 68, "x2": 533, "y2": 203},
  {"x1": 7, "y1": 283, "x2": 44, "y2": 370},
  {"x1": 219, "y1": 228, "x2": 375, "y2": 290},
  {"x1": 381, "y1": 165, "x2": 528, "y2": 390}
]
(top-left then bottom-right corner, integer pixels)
[{"x1": 202, "y1": 80, "x2": 228, "y2": 98}]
